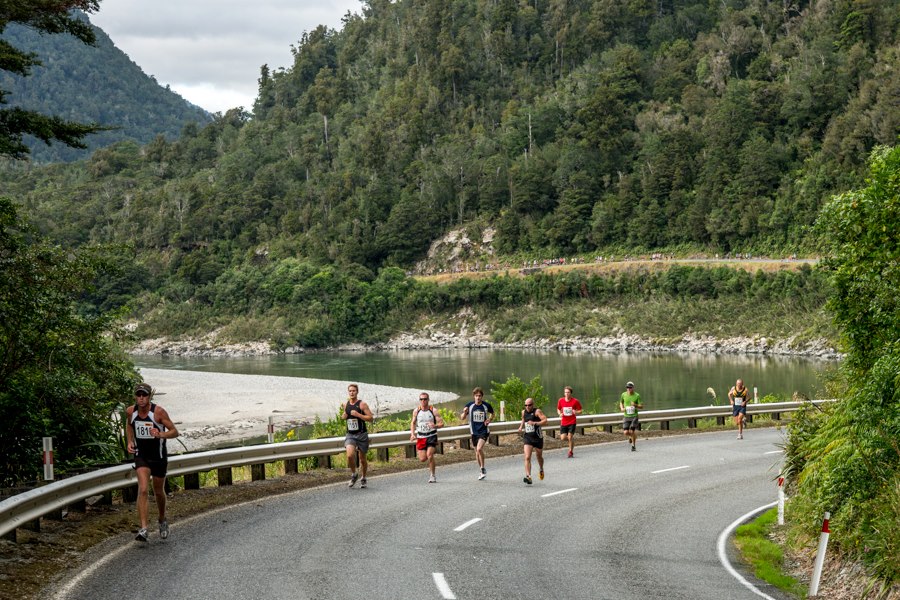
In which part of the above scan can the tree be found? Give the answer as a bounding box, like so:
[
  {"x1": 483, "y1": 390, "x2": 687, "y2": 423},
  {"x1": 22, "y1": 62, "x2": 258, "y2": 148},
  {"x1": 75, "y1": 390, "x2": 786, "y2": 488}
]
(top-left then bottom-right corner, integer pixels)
[
  {"x1": 0, "y1": 1, "x2": 104, "y2": 159},
  {"x1": 0, "y1": 197, "x2": 135, "y2": 485},
  {"x1": 784, "y1": 145, "x2": 900, "y2": 584},
  {"x1": 817, "y1": 145, "x2": 900, "y2": 374}
]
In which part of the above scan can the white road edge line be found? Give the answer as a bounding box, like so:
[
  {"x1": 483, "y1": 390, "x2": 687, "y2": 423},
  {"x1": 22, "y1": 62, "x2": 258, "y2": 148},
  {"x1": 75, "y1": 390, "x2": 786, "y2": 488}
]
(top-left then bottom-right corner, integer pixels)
[
  {"x1": 717, "y1": 501, "x2": 779, "y2": 600},
  {"x1": 541, "y1": 488, "x2": 578, "y2": 498},
  {"x1": 764, "y1": 450, "x2": 783, "y2": 455},
  {"x1": 651, "y1": 465, "x2": 690, "y2": 474},
  {"x1": 433, "y1": 572, "x2": 457, "y2": 599},
  {"x1": 454, "y1": 517, "x2": 482, "y2": 532}
]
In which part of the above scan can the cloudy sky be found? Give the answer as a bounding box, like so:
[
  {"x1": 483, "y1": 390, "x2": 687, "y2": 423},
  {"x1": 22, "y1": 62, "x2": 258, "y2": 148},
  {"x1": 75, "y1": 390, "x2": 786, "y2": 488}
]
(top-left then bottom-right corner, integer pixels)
[{"x1": 90, "y1": 0, "x2": 362, "y2": 114}]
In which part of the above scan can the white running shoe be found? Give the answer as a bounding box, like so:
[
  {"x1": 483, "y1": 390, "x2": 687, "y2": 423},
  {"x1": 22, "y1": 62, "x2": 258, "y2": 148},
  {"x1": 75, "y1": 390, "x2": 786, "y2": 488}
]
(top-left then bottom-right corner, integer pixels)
[
  {"x1": 348, "y1": 473, "x2": 359, "y2": 488},
  {"x1": 158, "y1": 520, "x2": 169, "y2": 540},
  {"x1": 428, "y1": 474, "x2": 436, "y2": 483},
  {"x1": 135, "y1": 528, "x2": 148, "y2": 543}
]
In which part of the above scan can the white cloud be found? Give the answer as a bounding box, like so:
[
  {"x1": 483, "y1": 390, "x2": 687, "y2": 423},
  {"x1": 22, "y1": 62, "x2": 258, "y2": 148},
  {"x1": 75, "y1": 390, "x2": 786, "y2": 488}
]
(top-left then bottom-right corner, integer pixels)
[{"x1": 90, "y1": 0, "x2": 362, "y2": 113}]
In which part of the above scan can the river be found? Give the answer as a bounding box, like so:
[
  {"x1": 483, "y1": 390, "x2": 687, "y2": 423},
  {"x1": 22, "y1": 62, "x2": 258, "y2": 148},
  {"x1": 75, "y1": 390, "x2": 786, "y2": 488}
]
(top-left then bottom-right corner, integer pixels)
[{"x1": 133, "y1": 348, "x2": 829, "y2": 414}]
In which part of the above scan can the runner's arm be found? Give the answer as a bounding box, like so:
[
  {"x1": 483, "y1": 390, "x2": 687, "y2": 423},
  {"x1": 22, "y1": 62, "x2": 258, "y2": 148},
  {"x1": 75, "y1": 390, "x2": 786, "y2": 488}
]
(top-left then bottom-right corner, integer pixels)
[
  {"x1": 358, "y1": 402, "x2": 374, "y2": 422},
  {"x1": 155, "y1": 407, "x2": 179, "y2": 439}
]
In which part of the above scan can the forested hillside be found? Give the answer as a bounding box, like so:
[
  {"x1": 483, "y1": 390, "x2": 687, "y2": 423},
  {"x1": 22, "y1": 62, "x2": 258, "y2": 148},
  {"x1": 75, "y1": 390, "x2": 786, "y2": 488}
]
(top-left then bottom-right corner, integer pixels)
[
  {"x1": 0, "y1": 0, "x2": 896, "y2": 345},
  {"x1": 0, "y1": 13, "x2": 210, "y2": 162}
]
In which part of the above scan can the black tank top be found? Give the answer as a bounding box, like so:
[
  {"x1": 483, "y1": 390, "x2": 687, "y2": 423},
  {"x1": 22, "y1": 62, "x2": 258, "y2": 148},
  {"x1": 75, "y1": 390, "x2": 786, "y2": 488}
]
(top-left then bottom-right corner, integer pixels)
[
  {"x1": 131, "y1": 403, "x2": 167, "y2": 460},
  {"x1": 523, "y1": 408, "x2": 543, "y2": 439},
  {"x1": 345, "y1": 400, "x2": 367, "y2": 434}
]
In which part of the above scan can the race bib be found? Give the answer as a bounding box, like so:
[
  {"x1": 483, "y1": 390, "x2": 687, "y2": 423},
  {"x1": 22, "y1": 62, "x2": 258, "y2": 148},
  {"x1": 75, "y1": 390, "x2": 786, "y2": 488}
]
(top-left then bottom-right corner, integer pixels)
[
  {"x1": 347, "y1": 419, "x2": 359, "y2": 432},
  {"x1": 417, "y1": 422, "x2": 435, "y2": 434},
  {"x1": 625, "y1": 405, "x2": 636, "y2": 415},
  {"x1": 472, "y1": 411, "x2": 485, "y2": 423},
  {"x1": 563, "y1": 407, "x2": 574, "y2": 416},
  {"x1": 524, "y1": 423, "x2": 535, "y2": 433},
  {"x1": 134, "y1": 421, "x2": 154, "y2": 439}
]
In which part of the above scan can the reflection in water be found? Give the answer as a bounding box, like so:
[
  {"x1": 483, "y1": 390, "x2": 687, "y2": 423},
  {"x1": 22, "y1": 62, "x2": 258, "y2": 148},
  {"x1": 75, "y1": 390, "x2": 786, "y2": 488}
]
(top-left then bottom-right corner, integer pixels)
[{"x1": 134, "y1": 349, "x2": 829, "y2": 413}]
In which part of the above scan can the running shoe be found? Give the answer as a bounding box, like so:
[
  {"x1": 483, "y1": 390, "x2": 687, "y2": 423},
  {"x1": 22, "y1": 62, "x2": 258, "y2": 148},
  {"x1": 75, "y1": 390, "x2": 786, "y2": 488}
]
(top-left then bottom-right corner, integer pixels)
[
  {"x1": 158, "y1": 520, "x2": 169, "y2": 540},
  {"x1": 631, "y1": 444, "x2": 636, "y2": 452},
  {"x1": 348, "y1": 473, "x2": 359, "y2": 488},
  {"x1": 539, "y1": 470, "x2": 544, "y2": 480},
  {"x1": 737, "y1": 434, "x2": 743, "y2": 440},
  {"x1": 359, "y1": 478, "x2": 367, "y2": 489},
  {"x1": 478, "y1": 468, "x2": 486, "y2": 480},
  {"x1": 523, "y1": 476, "x2": 532, "y2": 485},
  {"x1": 567, "y1": 451, "x2": 573, "y2": 458},
  {"x1": 428, "y1": 474, "x2": 436, "y2": 483},
  {"x1": 135, "y1": 528, "x2": 148, "y2": 543}
]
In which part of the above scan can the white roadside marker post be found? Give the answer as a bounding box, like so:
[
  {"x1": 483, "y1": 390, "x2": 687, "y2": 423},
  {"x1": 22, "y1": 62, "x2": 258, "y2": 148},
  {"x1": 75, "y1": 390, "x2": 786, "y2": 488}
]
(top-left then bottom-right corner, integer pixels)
[
  {"x1": 808, "y1": 512, "x2": 831, "y2": 597},
  {"x1": 267, "y1": 416, "x2": 275, "y2": 444},
  {"x1": 42, "y1": 437, "x2": 54, "y2": 480},
  {"x1": 499, "y1": 401, "x2": 505, "y2": 422},
  {"x1": 777, "y1": 477, "x2": 785, "y2": 525}
]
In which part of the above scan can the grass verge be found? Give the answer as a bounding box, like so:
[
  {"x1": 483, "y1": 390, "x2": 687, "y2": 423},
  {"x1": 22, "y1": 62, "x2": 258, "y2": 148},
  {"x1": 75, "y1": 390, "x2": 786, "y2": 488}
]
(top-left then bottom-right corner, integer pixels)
[{"x1": 735, "y1": 507, "x2": 806, "y2": 598}]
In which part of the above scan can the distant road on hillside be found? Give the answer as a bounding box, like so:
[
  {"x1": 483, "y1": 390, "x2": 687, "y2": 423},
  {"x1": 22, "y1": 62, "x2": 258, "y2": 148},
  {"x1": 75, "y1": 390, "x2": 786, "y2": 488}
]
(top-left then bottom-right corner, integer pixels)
[{"x1": 417, "y1": 257, "x2": 820, "y2": 283}]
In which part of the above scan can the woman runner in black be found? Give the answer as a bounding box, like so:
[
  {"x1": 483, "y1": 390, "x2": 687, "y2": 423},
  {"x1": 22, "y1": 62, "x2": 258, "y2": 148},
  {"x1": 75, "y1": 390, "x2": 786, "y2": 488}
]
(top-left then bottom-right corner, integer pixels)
[{"x1": 518, "y1": 398, "x2": 548, "y2": 485}]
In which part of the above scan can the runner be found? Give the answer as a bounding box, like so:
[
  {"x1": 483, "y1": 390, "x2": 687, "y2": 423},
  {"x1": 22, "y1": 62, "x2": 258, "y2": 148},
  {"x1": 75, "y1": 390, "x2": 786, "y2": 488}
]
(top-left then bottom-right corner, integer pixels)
[
  {"x1": 518, "y1": 397, "x2": 548, "y2": 484},
  {"x1": 556, "y1": 386, "x2": 582, "y2": 458},
  {"x1": 410, "y1": 392, "x2": 444, "y2": 483},
  {"x1": 728, "y1": 378, "x2": 750, "y2": 439},
  {"x1": 619, "y1": 381, "x2": 644, "y2": 451},
  {"x1": 126, "y1": 382, "x2": 179, "y2": 542},
  {"x1": 341, "y1": 383, "x2": 373, "y2": 488},
  {"x1": 460, "y1": 387, "x2": 494, "y2": 480}
]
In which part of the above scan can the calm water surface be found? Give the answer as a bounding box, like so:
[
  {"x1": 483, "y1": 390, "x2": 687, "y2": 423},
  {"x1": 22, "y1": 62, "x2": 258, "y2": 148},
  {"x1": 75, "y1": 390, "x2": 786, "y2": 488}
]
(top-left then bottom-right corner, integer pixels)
[{"x1": 134, "y1": 349, "x2": 830, "y2": 413}]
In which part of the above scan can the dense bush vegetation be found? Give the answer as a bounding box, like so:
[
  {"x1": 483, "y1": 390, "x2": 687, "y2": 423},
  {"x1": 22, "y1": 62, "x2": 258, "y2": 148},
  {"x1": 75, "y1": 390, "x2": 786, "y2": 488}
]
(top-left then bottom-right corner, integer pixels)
[
  {"x1": 1, "y1": 0, "x2": 897, "y2": 286},
  {"x1": 128, "y1": 259, "x2": 831, "y2": 347},
  {"x1": 784, "y1": 147, "x2": 900, "y2": 585}
]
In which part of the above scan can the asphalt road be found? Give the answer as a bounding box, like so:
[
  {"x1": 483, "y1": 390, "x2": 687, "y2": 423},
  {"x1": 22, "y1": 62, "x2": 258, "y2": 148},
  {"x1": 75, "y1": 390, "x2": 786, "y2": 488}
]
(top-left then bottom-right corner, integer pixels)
[{"x1": 51, "y1": 429, "x2": 792, "y2": 600}]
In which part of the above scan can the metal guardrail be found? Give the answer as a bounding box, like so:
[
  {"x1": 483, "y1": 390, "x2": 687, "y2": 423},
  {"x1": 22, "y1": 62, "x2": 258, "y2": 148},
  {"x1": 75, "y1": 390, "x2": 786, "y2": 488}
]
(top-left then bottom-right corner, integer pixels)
[{"x1": 0, "y1": 400, "x2": 833, "y2": 538}]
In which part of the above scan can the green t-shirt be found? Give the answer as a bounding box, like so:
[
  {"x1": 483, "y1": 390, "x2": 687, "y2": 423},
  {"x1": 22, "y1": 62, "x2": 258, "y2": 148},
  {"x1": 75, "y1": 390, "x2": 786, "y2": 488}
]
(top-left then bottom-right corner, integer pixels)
[{"x1": 621, "y1": 391, "x2": 641, "y2": 416}]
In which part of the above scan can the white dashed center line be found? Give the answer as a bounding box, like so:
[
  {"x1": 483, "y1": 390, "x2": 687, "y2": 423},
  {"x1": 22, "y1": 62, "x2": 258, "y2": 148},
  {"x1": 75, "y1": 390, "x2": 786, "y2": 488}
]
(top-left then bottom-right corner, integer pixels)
[
  {"x1": 433, "y1": 573, "x2": 457, "y2": 599},
  {"x1": 454, "y1": 518, "x2": 482, "y2": 532},
  {"x1": 541, "y1": 488, "x2": 578, "y2": 498},
  {"x1": 764, "y1": 450, "x2": 783, "y2": 455},
  {"x1": 652, "y1": 465, "x2": 690, "y2": 474}
]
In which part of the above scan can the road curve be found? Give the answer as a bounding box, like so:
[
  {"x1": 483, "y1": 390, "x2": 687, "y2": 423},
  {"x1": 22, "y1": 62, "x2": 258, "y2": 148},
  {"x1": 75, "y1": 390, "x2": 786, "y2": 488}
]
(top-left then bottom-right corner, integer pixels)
[{"x1": 50, "y1": 429, "x2": 793, "y2": 600}]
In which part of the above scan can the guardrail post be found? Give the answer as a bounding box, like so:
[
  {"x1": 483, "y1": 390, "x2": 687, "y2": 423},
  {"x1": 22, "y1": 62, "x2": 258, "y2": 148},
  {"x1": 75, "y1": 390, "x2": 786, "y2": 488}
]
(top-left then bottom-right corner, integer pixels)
[
  {"x1": 746, "y1": 413, "x2": 753, "y2": 423},
  {"x1": 251, "y1": 464, "x2": 266, "y2": 481},
  {"x1": 576, "y1": 426, "x2": 585, "y2": 435},
  {"x1": 218, "y1": 467, "x2": 233, "y2": 486},
  {"x1": 436, "y1": 442, "x2": 444, "y2": 455},
  {"x1": 660, "y1": 421, "x2": 670, "y2": 430},
  {"x1": 38, "y1": 480, "x2": 64, "y2": 521},
  {"x1": 604, "y1": 425, "x2": 613, "y2": 433},
  {"x1": 771, "y1": 412, "x2": 781, "y2": 420},
  {"x1": 375, "y1": 448, "x2": 389, "y2": 462},
  {"x1": 284, "y1": 459, "x2": 299, "y2": 474},
  {"x1": 68, "y1": 498, "x2": 86, "y2": 513},
  {"x1": 687, "y1": 418, "x2": 697, "y2": 428},
  {"x1": 316, "y1": 454, "x2": 333, "y2": 469},
  {"x1": 97, "y1": 490, "x2": 113, "y2": 505},
  {"x1": 488, "y1": 434, "x2": 499, "y2": 446},
  {"x1": 716, "y1": 416, "x2": 725, "y2": 426},
  {"x1": 184, "y1": 473, "x2": 201, "y2": 490},
  {"x1": 458, "y1": 439, "x2": 471, "y2": 450},
  {"x1": 405, "y1": 444, "x2": 416, "y2": 459},
  {"x1": 546, "y1": 429, "x2": 557, "y2": 438},
  {"x1": 122, "y1": 485, "x2": 137, "y2": 503}
]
